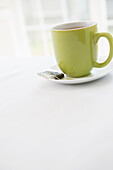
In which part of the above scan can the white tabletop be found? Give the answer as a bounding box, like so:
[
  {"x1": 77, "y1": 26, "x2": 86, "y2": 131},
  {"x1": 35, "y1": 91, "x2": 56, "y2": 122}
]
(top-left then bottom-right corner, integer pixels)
[{"x1": 0, "y1": 56, "x2": 113, "y2": 170}]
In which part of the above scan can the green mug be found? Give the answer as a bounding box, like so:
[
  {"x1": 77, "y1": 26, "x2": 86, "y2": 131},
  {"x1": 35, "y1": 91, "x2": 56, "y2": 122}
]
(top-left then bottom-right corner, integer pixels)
[{"x1": 51, "y1": 22, "x2": 113, "y2": 78}]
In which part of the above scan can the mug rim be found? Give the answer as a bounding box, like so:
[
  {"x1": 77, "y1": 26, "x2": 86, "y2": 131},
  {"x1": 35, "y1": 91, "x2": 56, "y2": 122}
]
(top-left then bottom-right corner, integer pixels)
[{"x1": 51, "y1": 21, "x2": 97, "y2": 31}]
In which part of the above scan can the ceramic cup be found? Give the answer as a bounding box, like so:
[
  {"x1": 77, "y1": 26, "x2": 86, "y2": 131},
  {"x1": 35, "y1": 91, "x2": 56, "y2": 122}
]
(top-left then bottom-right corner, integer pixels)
[{"x1": 51, "y1": 22, "x2": 113, "y2": 77}]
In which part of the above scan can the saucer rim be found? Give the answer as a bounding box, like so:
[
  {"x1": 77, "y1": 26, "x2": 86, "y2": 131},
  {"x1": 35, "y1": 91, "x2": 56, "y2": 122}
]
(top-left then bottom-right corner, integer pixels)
[{"x1": 49, "y1": 62, "x2": 113, "y2": 84}]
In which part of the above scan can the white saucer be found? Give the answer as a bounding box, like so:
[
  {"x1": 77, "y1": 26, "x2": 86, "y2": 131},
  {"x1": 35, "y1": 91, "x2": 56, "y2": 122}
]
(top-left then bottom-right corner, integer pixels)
[{"x1": 48, "y1": 62, "x2": 113, "y2": 84}]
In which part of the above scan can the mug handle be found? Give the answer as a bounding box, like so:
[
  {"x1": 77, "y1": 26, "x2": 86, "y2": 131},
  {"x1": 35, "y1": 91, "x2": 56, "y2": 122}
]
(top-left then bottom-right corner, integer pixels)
[{"x1": 93, "y1": 32, "x2": 113, "y2": 68}]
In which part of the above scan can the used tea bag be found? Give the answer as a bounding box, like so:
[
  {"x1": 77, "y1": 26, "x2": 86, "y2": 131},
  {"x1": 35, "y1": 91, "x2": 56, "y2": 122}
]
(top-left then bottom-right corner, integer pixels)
[{"x1": 37, "y1": 71, "x2": 64, "y2": 80}]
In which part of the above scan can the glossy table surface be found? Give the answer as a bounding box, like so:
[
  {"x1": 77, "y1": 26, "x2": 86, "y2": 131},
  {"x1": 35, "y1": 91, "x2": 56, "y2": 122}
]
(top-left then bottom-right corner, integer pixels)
[{"x1": 0, "y1": 56, "x2": 113, "y2": 170}]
